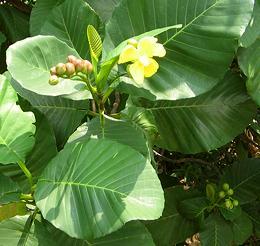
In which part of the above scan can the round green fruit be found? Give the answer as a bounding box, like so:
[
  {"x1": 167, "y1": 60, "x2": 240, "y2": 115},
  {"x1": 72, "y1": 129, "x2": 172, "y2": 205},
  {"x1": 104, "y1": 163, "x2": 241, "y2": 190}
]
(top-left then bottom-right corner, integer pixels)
[
  {"x1": 218, "y1": 191, "x2": 225, "y2": 199},
  {"x1": 233, "y1": 200, "x2": 239, "y2": 206},
  {"x1": 227, "y1": 189, "x2": 234, "y2": 196},
  {"x1": 222, "y1": 183, "x2": 229, "y2": 191},
  {"x1": 225, "y1": 199, "x2": 233, "y2": 209}
]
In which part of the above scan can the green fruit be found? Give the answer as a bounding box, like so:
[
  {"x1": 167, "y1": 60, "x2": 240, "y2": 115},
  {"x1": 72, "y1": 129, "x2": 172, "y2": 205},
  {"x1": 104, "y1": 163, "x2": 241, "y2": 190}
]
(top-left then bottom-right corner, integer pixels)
[
  {"x1": 233, "y1": 200, "x2": 239, "y2": 206},
  {"x1": 56, "y1": 63, "x2": 66, "y2": 75},
  {"x1": 49, "y1": 75, "x2": 59, "y2": 85},
  {"x1": 225, "y1": 199, "x2": 233, "y2": 209},
  {"x1": 65, "y1": 62, "x2": 75, "y2": 76},
  {"x1": 227, "y1": 189, "x2": 234, "y2": 196},
  {"x1": 218, "y1": 191, "x2": 225, "y2": 198},
  {"x1": 222, "y1": 183, "x2": 229, "y2": 191}
]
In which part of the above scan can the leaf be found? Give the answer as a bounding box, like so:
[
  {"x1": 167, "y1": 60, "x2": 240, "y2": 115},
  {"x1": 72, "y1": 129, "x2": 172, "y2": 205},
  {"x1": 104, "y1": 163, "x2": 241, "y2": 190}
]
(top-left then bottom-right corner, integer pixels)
[
  {"x1": 35, "y1": 138, "x2": 164, "y2": 240},
  {"x1": 221, "y1": 158, "x2": 260, "y2": 204},
  {"x1": 142, "y1": 72, "x2": 256, "y2": 153},
  {"x1": 219, "y1": 206, "x2": 242, "y2": 221},
  {"x1": 146, "y1": 186, "x2": 200, "y2": 246},
  {"x1": 232, "y1": 212, "x2": 253, "y2": 245},
  {"x1": 240, "y1": 0, "x2": 260, "y2": 47},
  {"x1": 0, "y1": 75, "x2": 35, "y2": 164},
  {"x1": 30, "y1": 0, "x2": 65, "y2": 36},
  {"x1": 69, "y1": 115, "x2": 149, "y2": 157},
  {"x1": 244, "y1": 201, "x2": 260, "y2": 237},
  {"x1": 37, "y1": 0, "x2": 102, "y2": 58},
  {"x1": 0, "y1": 203, "x2": 27, "y2": 222},
  {"x1": 0, "y1": 113, "x2": 58, "y2": 193},
  {"x1": 179, "y1": 197, "x2": 209, "y2": 220},
  {"x1": 200, "y1": 214, "x2": 233, "y2": 246},
  {"x1": 238, "y1": 39, "x2": 260, "y2": 106},
  {"x1": 0, "y1": 174, "x2": 20, "y2": 204},
  {"x1": 0, "y1": 5, "x2": 29, "y2": 42},
  {"x1": 0, "y1": 215, "x2": 56, "y2": 246},
  {"x1": 48, "y1": 220, "x2": 155, "y2": 245},
  {"x1": 11, "y1": 77, "x2": 89, "y2": 148},
  {"x1": 104, "y1": 0, "x2": 254, "y2": 100},
  {"x1": 87, "y1": 0, "x2": 121, "y2": 23},
  {"x1": 6, "y1": 35, "x2": 87, "y2": 97},
  {"x1": 87, "y1": 25, "x2": 103, "y2": 60}
]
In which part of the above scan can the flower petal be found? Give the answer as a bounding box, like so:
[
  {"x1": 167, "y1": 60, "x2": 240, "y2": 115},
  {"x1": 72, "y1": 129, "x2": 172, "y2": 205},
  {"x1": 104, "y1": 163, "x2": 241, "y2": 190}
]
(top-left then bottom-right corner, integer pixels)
[
  {"x1": 144, "y1": 58, "x2": 159, "y2": 77},
  {"x1": 118, "y1": 45, "x2": 138, "y2": 64},
  {"x1": 137, "y1": 36, "x2": 158, "y2": 57},
  {"x1": 153, "y1": 43, "x2": 166, "y2": 57},
  {"x1": 129, "y1": 61, "x2": 145, "y2": 84}
]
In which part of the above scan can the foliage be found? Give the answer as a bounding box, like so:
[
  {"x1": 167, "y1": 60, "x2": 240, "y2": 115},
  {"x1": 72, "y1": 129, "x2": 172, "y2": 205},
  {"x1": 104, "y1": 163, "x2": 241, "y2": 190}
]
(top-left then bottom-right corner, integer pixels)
[{"x1": 0, "y1": 0, "x2": 260, "y2": 245}]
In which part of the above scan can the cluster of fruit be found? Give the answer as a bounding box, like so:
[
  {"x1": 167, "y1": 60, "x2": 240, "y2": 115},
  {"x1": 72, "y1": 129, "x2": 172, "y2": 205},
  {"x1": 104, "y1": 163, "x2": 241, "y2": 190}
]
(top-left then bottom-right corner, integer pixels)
[
  {"x1": 218, "y1": 183, "x2": 239, "y2": 209},
  {"x1": 49, "y1": 55, "x2": 93, "y2": 85}
]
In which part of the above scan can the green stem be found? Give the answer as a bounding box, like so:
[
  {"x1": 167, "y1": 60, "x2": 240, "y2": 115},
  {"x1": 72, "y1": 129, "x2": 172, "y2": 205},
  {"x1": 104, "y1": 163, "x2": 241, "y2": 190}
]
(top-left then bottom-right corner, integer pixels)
[
  {"x1": 17, "y1": 160, "x2": 33, "y2": 189},
  {"x1": 20, "y1": 193, "x2": 34, "y2": 201},
  {"x1": 98, "y1": 102, "x2": 105, "y2": 138}
]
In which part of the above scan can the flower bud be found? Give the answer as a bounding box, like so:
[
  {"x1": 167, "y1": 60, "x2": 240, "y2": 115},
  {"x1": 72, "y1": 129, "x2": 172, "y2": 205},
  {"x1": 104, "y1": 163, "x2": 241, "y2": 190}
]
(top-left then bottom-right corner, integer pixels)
[
  {"x1": 65, "y1": 62, "x2": 75, "y2": 76},
  {"x1": 82, "y1": 60, "x2": 93, "y2": 74},
  {"x1": 227, "y1": 189, "x2": 234, "y2": 196},
  {"x1": 49, "y1": 75, "x2": 59, "y2": 85},
  {"x1": 222, "y1": 183, "x2": 229, "y2": 191},
  {"x1": 50, "y1": 66, "x2": 57, "y2": 75},
  {"x1": 75, "y1": 59, "x2": 84, "y2": 72},
  {"x1": 67, "y1": 55, "x2": 78, "y2": 64},
  {"x1": 56, "y1": 63, "x2": 66, "y2": 75}
]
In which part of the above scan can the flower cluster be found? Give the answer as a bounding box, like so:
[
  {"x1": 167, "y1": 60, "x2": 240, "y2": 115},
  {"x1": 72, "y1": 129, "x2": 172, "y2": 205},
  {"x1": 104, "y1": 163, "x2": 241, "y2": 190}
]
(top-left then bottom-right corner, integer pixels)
[
  {"x1": 118, "y1": 36, "x2": 166, "y2": 84},
  {"x1": 218, "y1": 183, "x2": 239, "y2": 209},
  {"x1": 49, "y1": 55, "x2": 93, "y2": 85}
]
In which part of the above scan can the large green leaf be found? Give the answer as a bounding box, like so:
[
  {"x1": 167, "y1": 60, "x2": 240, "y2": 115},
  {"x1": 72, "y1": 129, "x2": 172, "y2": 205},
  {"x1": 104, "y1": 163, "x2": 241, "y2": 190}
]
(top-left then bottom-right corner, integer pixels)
[
  {"x1": 0, "y1": 215, "x2": 56, "y2": 246},
  {"x1": 240, "y1": 0, "x2": 260, "y2": 47},
  {"x1": 30, "y1": 0, "x2": 65, "y2": 36},
  {"x1": 0, "y1": 5, "x2": 29, "y2": 42},
  {"x1": 232, "y1": 211, "x2": 253, "y2": 245},
  {"x1": 104, "y1": 0, "x2": 254, "y2": 100},
  {"x1": 0, "y1": 32, "x2": 6, "y2": 51},
  {"x1": 35, "y1": 138, "x2": 164, "y2": 240},
  {"x1": 0, "y1": 113, "x2": 58, "y2": 193},
  {"x1": 221, "y1": 158, "x2": 260, "y2": 204},
  {"x1": 11, "y1": 77, "x2": 89, "y2": 148},
  {"x1": 141, "y1": 72, "x2": 256, "y2": 153},
  {"x1": 200, "y1": 214, "x2": 233, "y2": 246},
  {"x1": 0, "y1": 75, "x2": 35, "y2": 164},
  {"x1": 87, "y1": 0, "x2": 121, "y2": 23},
  {"x1": 244, "y1": 201, "x2": 260, "y2": 238},
  {"x1": 6, "y1": 35, "x2": 88, "y2": 97},
  {"x1": 38, "y1": 0, "x2": 101, "y2": 58},
  {"x1": 146, "y1": 186, "x2": 199, "y2": 246},
  {"x1": 0, "y1": 174, "x2": 20, "y2": 204},
  {"x1": 69, "y1": 116, "x2": 149, "y2": 157},
  {"x1": 238, "y1": 39, "x2": 260, "y2": 106},
  {"x1": 48, "y1": 221, "x2": 155, "y2": 245}
]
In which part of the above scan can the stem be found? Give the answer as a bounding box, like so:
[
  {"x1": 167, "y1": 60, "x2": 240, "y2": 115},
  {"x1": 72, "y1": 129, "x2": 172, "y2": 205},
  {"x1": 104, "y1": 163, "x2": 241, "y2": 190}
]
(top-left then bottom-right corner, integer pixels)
[
  {"x1": 20, "y1": 193, "x2": 34, "y2": 201},
  {"x1": 17, "y1": 160, "x2": 33, "y2": 189},
  {"x1": 98, "y1": 102, "x2": 105, "y2": 138}
]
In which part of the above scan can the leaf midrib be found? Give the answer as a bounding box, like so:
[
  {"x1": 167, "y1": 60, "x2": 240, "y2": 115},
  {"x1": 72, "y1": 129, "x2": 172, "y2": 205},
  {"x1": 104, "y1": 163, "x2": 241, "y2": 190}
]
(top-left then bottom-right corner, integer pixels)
[{"x1": 38, "y1": 179, "x2": 145, "y2": 203}]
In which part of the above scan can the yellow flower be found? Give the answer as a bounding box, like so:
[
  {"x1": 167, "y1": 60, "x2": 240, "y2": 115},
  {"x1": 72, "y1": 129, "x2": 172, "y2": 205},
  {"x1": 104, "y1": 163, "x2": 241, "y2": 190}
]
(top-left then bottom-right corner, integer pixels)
[{"x1": 118, "y1": 37, "x2": 166, "y2": 83}]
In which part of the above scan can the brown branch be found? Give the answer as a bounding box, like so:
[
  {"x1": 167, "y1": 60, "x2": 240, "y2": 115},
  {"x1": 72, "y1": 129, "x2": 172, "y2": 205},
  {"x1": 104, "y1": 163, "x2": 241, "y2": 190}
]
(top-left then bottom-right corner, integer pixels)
[
  {"x1": 110, "y1": 92, "x2": 120, "y2": 114},
  {"x1": 6, "y1": 0, "x2": 31, "y2": 14},
  {"x1": 153, "y1": 150, "x2": 211, "y2": 165}
]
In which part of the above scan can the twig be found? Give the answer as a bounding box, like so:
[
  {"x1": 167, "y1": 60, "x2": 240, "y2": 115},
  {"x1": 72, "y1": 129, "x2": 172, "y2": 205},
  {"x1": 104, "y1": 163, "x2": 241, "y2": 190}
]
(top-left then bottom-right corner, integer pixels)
[
  {"x1": 153, "y1": 150, "x2": 211, "y2": 165},
  {"x1": 110, "y1": 92, "x2": 120, "y2": 114}
]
